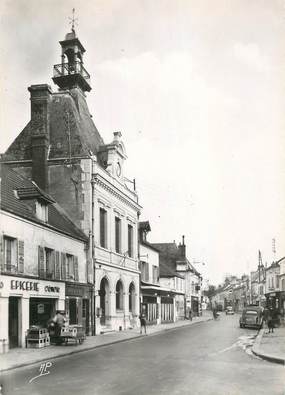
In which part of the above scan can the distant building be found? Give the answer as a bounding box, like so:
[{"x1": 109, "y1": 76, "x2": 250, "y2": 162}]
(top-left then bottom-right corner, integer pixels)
[
  {"x1": 152, "y1": 237, "x2": 202, "y2": 318},
  {"x1": 265, "y1": 261, "x2": 281, "y2": 314},
  {"x1": 139, "y1": 221, "x2": 173, "y2": 325}
]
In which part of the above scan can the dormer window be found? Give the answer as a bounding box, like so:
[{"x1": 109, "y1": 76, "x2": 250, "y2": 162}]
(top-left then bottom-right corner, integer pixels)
[{"x1": 36, "y1": 201, "x2": 48, "y2": 222}]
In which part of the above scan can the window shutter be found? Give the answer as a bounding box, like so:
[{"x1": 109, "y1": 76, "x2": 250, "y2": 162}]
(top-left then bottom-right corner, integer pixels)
[
  {"x1": 146, "y1": 262, "x2": 149, "y2": 282},
  {"x1": 50, "y1": 250, "x2": 55, "y2": 279},
  {"x1": 0, "y1": 234, "x2": 4, "y2": 271},
  {"x1": 38, "y1": 246, "x2": 45, "y2": 278},
  {"x1": 74, "y1": 256, "x2": 79, "y2": 281},
  {"x1": 55, "y1": 251, "x2": 60, "y2": 280},
  {"x1": 61, "y1": 253, "x2": 66, "y2": 280},
  {"x1": 18, "y1": 240, "x2": 24, "y2": 273}
]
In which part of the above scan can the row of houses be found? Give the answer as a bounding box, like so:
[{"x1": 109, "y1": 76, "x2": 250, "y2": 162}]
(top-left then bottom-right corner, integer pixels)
[
  {"x1": 211, "y1": 258, "x2": 285, "y2": 320},
  {"x1": 0, "y1": 26, "x2": 202, "y2": 353}
]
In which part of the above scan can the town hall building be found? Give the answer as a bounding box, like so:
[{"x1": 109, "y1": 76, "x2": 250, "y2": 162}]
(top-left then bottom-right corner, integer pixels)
[{"x1": 1, "y1": 26, "x2": 141, "y2": 334}]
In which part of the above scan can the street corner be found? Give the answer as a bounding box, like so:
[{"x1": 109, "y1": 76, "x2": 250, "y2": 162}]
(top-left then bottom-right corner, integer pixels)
[{"x1": 252, "y1": 328, "x2": 285, "y2": 365}]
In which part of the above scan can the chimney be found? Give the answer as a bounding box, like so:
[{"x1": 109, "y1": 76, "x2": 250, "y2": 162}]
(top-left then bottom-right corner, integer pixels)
[
  {"x1": 179, "y1": 235, "x2": 186, "y2": 258},
  {"x1": 31, "y1": 135, "x2": 49, "y2": 191},
  {"x1": 28, "y1": 84, "x2": 52, "y2": 191}
]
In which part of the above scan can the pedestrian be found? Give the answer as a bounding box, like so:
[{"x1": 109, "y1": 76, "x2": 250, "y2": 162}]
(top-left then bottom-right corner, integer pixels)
[
  {"x1": 52, "y1": 310, "x2": 66, "y2": 337},
  {"x1": 189, "y1": 308, "x2": 193, "y2": 321},
  {"x1": 267, "y1": 308, "x2": 274, "y2": 333},
  {"x1": 139, "y1": 312, "x2": 147, "y2": 335}
]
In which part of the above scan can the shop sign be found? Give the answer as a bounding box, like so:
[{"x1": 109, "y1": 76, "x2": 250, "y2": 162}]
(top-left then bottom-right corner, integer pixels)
[
  {"x1": 66, "y1": 284, "x2": 89, "y2": 297},
  {"x1": 11, "y1": 280, "x2": 39, "y2": 291},
  {"x1": 0, "y1": 275, "x2": 65, "y2": 299},
  {"x1": 44, "y1": 285, "x2": 60, "y2": 293},
  {"x1": 269, "y1": 292, "x2": 276, "y2": 297}
]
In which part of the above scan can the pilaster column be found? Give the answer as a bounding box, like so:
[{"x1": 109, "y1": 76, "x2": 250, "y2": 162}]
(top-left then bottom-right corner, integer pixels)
[
  {"x1": 0, "y1": 297, "x2": 9, "y2": 352},
  {"x1": 20, "y1": 297, "x2": 30, "y2": 348},
  {"x1": 157, "y1": 296, "x2": 161, "y2": 325}
]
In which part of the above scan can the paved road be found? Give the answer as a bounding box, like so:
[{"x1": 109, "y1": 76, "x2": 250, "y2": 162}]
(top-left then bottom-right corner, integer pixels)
[{"x1": 1, "y1": 314, "x2": 285, "y2": 395}]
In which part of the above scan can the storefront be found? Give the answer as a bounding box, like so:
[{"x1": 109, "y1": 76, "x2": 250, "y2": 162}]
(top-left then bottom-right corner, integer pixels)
[
  {"x1": 161, "y1": 296, "x2": 174, "y2": 323},
  {"x1": 191, "y1": 296, "x2": 199, "y2": 316},
  {"x1": 0, "y1": 275, "x2": 65, "y2": 352},
  {"x1": 65, "y1": 283, "x2": 92, "y2": 335},
  {"x1": 142, "y1": 295, "x2": 158, "y2": 324}
]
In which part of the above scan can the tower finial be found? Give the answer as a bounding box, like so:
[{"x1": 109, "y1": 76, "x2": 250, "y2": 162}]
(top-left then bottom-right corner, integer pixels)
[{"x1": 69, "y1": 8, "x2": 78, "y2": 32}]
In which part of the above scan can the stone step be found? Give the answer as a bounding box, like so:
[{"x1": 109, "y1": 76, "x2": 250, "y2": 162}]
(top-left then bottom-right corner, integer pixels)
[{"x1": 100, "y1": 326, "x2": 116, "y2": 334}]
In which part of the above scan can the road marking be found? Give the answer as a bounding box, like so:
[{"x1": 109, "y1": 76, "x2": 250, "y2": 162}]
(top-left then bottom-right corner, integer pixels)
[{"x1": 209, "y1": 335, "x2": 257, "y2": 357}]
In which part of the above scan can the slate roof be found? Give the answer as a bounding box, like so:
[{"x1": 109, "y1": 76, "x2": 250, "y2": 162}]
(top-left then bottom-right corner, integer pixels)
[
  {"x1": 3, "y1": 87, "x2": 104, "y2": 161},
  {"x1": 159, "y1": 261, "x2": 185, "y2": 279},
  {"x1": 151, "y1": 242, "x2": 186, "y2": 279},
  {"x1": 0, "y1": 164, "x2": 88, "y2": 242}
]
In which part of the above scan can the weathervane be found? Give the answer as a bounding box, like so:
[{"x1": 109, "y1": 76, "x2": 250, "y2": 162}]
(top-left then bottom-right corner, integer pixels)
[{"x1": 69, "y1": 8, "x2": 78, "y2": 32}]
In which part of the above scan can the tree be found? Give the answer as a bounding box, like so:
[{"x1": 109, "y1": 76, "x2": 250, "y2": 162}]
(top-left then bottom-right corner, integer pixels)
[{"x1": 204, "y1": 285, "x2": 217, "y2": 300}]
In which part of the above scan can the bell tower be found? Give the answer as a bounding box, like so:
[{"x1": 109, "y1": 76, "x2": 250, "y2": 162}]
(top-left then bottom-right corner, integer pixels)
[{"x1": 52, "y1": 9, "x2": 91, "y2": 92}]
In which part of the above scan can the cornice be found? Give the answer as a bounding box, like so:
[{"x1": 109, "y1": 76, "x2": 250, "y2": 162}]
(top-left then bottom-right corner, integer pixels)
[{"x1": 92, "y1": 173, "x2": 141, "y2": 212}]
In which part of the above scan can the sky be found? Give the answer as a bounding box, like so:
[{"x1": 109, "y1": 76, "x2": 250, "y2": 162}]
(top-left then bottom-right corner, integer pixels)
[{"x1": 1, "y1": 0, "x2": 285, "y2": 285}]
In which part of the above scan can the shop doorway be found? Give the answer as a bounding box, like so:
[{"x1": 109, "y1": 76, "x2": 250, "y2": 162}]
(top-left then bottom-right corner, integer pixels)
[
  {"x1": 82, "y1": 299, "x2": 89, "y2": 334},
  {"x1": 99, "y1": 277, "x2": 109, "y2": 325},
  {"x1": 69, "y1": 299, "x2": 78, "y2": 324},
  {"x1": 9, "y1": 297, "x2": 19, "y2": 348},
  {"x1": 30, "y1": 298, "x2": 56, "y2": 327}
]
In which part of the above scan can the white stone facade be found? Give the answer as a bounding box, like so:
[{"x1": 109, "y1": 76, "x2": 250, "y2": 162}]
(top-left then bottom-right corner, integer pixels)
[{"x1": 0, "y1": 210, "x2": 88, "y2": 352}]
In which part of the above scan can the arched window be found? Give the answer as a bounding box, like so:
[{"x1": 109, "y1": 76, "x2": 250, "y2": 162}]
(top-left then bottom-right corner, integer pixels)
[
  {"x1": 116, "y1": 280, "x2": 123, "y2": 310},
  {"x1": 129, "y1": 283, "x2": 135, "y2": 312}
]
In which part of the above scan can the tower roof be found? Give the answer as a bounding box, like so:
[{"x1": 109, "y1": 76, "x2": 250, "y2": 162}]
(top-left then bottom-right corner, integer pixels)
[{"x1": 2, "y1": 87, "x2": 104, "y2": 161}]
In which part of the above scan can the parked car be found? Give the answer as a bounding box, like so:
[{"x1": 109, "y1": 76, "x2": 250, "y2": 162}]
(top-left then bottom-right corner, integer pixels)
[
  {"x1": 225, "y1": 306, "x2": 234, "y2": 315},
  {"x1": 239, "y1": 306, "x2": 263, "y2": 329}
]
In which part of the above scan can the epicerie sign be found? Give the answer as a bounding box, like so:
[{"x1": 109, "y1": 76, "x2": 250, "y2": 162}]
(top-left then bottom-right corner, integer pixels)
[
  {"x1": 10, "y1": 280, "x2": 60, "y2": 293},
  {"x1": 11, "y1": 280, "x2": 39, "y2": 291}
]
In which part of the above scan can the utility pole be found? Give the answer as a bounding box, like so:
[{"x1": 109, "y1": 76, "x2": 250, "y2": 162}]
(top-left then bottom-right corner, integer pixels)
[{"x1": 272, "y1": 238, "x2": 276, "y2": 263}]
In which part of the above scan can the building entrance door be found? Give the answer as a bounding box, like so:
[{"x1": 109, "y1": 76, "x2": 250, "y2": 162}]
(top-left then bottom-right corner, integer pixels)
[
  {"x1": 9, "y1": 297, "x2": 19, "y2": 348},
  {"x1": 99, "y1": 278, "x2": 109, "y2": 325}
]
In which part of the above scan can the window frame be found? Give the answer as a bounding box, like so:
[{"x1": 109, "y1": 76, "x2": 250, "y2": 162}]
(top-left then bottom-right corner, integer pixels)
[
  {"x1": 127, "y1": 224, "x2": 134, "y2": 258},
  {"x1": 99, "y1": 207, "x2": 107, "y2": 249},
  {"x1": 115, "y1": 216, "x2": 121, "y2": 254}
]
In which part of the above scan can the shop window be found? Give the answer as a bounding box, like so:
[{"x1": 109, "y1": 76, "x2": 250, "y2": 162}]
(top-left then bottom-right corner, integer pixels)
[
  {"x1": 116, "y1": 280, "x2": 123, "y2": 310},
  {"x1": 100, "y1": 208, "x2": 107, "y2": 248},
  {"x1": 69, "y1": 299, "x2": 78, "y2": 324},
  {"x1": 115, "y1": 217, "x2": 121, "y2": 253},
  {"x1": 127, "y1": 224, "x2": 133, "y2": 257}
]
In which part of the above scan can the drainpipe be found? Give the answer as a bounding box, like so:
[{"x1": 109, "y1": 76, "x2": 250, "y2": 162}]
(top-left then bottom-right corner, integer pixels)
[{"x1": 91, "y1": 159, "x2": 96, "y2": 336}]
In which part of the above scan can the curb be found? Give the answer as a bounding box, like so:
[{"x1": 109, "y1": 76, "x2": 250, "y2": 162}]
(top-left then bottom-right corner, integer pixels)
[
  {"x1": 1, "y1": 317, "x2": 212, "y2": 373},
  {"x1": 252, "y1": 328, "x2": 285, "y2": 366}
]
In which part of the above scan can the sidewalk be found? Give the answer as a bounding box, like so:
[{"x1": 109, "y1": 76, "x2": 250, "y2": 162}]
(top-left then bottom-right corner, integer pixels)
[
  {"x1": 0, "y1": 313, "x2": 212, "y2": 373},
  {"x1": 252, "y1": 326, "x2": 285, "y2": 365}
]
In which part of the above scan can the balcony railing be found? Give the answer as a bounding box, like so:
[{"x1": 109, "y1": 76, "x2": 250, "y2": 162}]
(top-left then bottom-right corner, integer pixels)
[
  {"x1": 53, "y1": 62, "x2": 90, "y2": 83},
  {"x1": 1, "y1": 264, "x2": 18, "y2": 273},
  {"x1": 39, "y1": 270, "x2": 55, "y2": 280}
]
